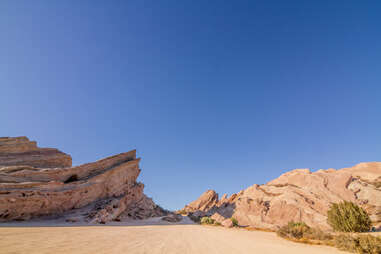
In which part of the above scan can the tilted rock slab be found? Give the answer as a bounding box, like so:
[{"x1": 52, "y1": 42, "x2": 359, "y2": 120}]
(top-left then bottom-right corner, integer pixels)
[
  {"x1": 183, "y1": 162, "x2": 381, "y2": 230},
  {"x1": 0, "y1": 137, "x2": 72, "y2": 168},
  {"x1": 0, "y1": 137, "x2": 166, "y2": 223}
]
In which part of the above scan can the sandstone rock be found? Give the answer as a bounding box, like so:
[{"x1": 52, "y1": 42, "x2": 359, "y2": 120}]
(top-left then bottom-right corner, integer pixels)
[
  {"x1": 183, "y1": 162, "x2": 381, "y2": 230},
  {"x1": 0, "y1": 137, "x2": 165, "y2": 223},
  {"x1": 162, "y1": 214, "x2": 182, "y2": 223},
  {"x1": 183, "y1": 190, "x2": 218, "y2": 213},
  {"x1": 0, "y1": 137, "x2": 72, "y2": 168},
  {"x1": 221, "y1": 218, "x2": 233, "y2": 228},
  {"x1": 65, "y1": 217, "x2": 80, "y2": 223},
  {"x1": 211, "y1": 212, "x2": 226, "y2": 223}
]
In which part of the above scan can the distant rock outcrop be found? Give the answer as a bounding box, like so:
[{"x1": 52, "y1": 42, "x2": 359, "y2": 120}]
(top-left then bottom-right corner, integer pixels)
[
  {"x1": 0, "y1": 137, "x2": 167, "y2": 223},
  {"x1": 183, "y1": 163, "x2": 381, "y2": 230}
]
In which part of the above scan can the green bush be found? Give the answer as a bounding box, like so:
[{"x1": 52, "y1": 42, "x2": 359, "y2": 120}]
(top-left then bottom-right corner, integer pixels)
[
  {"x1": 231, "y1": 217, "x2": 239, "y2": 227},
  {"x1": 334, "y1": 234, "x2": 381, "y2": 254},
  {"x1": 214, "y1": 221, "x2": 222, "y2": 226},
  {"x1": 327, "y1": 201, "x2": 371, "y2": 232},
  {"x1": 200, "y1": 216, "x2": 215, "y2": 225}
]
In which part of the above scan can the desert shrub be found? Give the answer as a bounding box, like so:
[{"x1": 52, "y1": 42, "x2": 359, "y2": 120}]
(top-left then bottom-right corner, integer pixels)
[
  {"x1": 277, "y1": 221, "x2": 332, "y2": 241},
  {"x1": 334, "y1": 234, "x2": 359, "y2": 252},
  {"x1": 214, "y1": 221, "x2": 222, "y2": 226},
  {"x1": 327, "y1": 201, "x2": 371, "y2": 232},
  {"x1": 200, "y1": 216, "x2": 215, "y2": 225},
  {"x1": 231, "y1": 217, "x2": 239, "y2": 227},
  {"x1": 277, "y1": 221, "x2": 311, "y2": 239},
  {"x1": 304, "y1": 227, "x2": 333, "y2": 241},
  {"x1": 333, "y1": 234, "x2": 381, "y2": 254},
  {"x1": 357, "y1": 235, "x2": 381, "y2": 254}
]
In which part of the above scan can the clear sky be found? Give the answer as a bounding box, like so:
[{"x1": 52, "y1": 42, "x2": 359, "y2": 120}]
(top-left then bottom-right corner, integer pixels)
[{"x1": 1, "y1": 1, "x2": 380, "y2": 210}]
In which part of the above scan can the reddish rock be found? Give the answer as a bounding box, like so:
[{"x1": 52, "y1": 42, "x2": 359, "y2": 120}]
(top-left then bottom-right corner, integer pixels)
[
  {"x1": 221, "y1": 219, "x2": 233, "y2": 228},
  {"x1": 183, "y1": 190, "x2": 218, "y2": 213},
  {"x1": 183, "y1": 162, "x2": 381, "y2": 230},
  {"x1": 0, "y1": 137, "x2": 165, "y2": 223},
  {"x1": 0, "y1": 137, "x2": 71, "y2": 168},
  {"x1": 211, "y1": 212, "x2": 226, "y2": 223}
]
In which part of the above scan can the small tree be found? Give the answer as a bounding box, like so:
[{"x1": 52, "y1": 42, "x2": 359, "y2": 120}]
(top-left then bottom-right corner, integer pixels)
[{"x1": 327, "y1": 201, "x2": 371, "y2": 232}]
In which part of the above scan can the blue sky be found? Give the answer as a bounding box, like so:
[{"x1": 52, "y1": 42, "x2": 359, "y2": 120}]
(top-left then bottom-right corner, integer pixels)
[{"x1": 1, "y1": 1, "x2": 381, "y2": 210}]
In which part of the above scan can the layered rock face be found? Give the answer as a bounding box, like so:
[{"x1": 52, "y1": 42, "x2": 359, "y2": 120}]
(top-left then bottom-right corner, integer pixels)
[
  {"x1": 183, "y1": 163, "x2": 381, "y2": 230},
  {"x1": 0, "y1": 137, "x2": 72, "y2": 168},
  {"x1": 0, "y1": 137, "x2": 166, "y2": 223}
]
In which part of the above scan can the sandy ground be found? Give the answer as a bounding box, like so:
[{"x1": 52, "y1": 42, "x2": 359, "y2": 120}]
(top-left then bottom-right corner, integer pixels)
[{"x1": 0, "y1": 223, "x2": 346, "y2": 254}]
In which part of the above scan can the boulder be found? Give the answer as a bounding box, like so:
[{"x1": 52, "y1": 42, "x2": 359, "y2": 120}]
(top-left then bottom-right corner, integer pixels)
[
  {"x1": 211, "y1": 212, "x2": 226, "y2": 223},
  {"x1": 221, "y1": 219, "x2": 233, "y2": 228}
]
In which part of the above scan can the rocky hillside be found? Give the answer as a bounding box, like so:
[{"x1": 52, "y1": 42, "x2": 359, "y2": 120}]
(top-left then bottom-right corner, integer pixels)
[
  {"x1": 0, "y1": 137, "x2": 166, "y2": 223},
  {"x1": 183, "y1": 163, "x2": 381, "y2": 230}
]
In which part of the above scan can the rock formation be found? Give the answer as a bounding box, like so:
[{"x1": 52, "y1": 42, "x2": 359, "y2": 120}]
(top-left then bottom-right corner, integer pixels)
[
  {"x1": 0, "y1": 137, "x2": 72, "y2": 168},
  {"x1": 183, "y1": 163, "x2": 381, "y2": 230},
  {"x1": 0, "y1": 137, "x2": 167, "y2": 223}
]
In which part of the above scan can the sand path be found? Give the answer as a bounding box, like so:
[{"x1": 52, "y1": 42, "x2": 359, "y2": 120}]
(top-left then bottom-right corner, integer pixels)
[{"x1": 0, "y1": 225, "x2": 346, "y2": 254}]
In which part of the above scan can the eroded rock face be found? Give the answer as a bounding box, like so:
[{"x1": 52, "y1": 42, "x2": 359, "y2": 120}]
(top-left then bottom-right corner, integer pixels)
[
  {"x1": 183, "y1": 163, "x2": 381, "y2": 230},
  {"x1": 183, "y1": 190, "x2": 219, "y2": 212},
  {"x1": 0, "y1": 137, "x2": 72, "y2": 168},
  {"x1": 0, "y1": 137, "x2": 166, "y2": 223}
]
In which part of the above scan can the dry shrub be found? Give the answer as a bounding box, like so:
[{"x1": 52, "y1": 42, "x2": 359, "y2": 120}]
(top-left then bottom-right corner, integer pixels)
[
  {"x1": 334, "y1": 234, "x2": 381, "y2": 254},
  {"x1": 231, "y1": 217, "x2": 239, "y2": 227},
  {"x1": 277, "y1": 221, "x2": 331, "y2": 241}
]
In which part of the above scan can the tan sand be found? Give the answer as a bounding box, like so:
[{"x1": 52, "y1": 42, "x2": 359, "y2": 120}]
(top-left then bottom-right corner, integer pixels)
[{"x1": 0, "y1": 224, "x2": 347, "y2": 254}]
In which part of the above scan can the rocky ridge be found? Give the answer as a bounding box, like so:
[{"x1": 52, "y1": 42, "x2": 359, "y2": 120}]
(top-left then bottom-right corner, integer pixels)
[
  {"x1": 0, "y1": 137, "x2": 167, "y2": 223},
  {"x1": 183, "y1": 163, "x2": 381, "y2": 230}
]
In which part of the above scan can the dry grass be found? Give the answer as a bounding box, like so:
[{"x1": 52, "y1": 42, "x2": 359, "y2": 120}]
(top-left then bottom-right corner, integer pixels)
[
  {"x1": 245, "y1": 226, "x2": 275, "y2": 232},
  {"x1": 277, "y1": 221, "x2": 381, "y2": 254}
]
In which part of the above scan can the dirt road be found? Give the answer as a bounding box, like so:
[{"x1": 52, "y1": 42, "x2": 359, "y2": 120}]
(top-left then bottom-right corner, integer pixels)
[{"x1": 0, "y1": 225, "x2": 346, "y2": 254}]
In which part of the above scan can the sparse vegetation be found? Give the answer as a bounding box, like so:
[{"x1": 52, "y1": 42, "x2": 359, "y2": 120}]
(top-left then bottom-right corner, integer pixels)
[
  {"x1": 231, "y1": 217, "x2": 238, "y2": 227},
  {"x1": 277, "y1": 220, "x2": 381, "y2": 254},
  {"x1": 276, "y1": 221, "x2": 332, "y2": 241},
  {"x1": 214, "y1": 221, "x2": 222, "y2": 226},
  {"x1": 327, "y1": 201, "x2": 371, "y2": 232},
  {"x1": 200, "y1": 216, "x2": 215, "y2": 225},
  {"x1": 333, "y1": 234, "x2": 381, "y2": 254}
]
